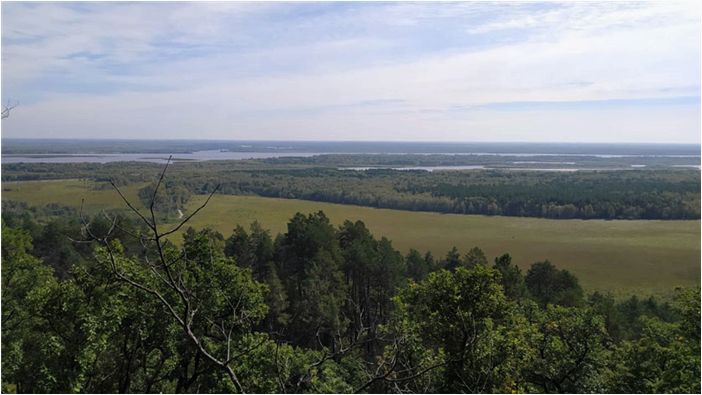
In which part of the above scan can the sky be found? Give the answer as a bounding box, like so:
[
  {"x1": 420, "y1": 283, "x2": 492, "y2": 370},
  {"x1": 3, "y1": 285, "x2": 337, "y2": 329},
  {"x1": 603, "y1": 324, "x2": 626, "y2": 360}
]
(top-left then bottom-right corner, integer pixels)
[{"x1": 1, "y1": 1, "x2": 700, "y2": 143}]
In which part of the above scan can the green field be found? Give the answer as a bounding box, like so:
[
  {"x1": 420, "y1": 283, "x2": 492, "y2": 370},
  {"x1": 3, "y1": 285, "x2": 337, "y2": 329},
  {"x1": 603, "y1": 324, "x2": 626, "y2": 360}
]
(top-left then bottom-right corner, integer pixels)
[
  {"x1": 2, "y1": 179, "x2": 148, "y2": 213},
  {"x1": 3, "y1": 179, "x2": 700, "y2": 294}
]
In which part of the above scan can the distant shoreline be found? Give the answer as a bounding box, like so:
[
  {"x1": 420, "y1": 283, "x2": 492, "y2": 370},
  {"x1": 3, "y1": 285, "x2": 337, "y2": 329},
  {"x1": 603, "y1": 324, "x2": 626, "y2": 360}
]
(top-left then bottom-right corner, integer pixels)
[{"x1": 2, "y1": 139, "x2": 700, "y2": 157}]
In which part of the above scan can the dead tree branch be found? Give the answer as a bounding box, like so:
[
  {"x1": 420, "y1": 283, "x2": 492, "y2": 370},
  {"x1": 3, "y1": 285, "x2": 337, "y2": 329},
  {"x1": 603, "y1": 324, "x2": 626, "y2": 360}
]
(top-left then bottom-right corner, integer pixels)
[
  {"x1": 76, "y1": 157, "x2": 250, "y2": 392},
  {"x1": 2, "y1": 100, "x2": 18, "y2": 119}
]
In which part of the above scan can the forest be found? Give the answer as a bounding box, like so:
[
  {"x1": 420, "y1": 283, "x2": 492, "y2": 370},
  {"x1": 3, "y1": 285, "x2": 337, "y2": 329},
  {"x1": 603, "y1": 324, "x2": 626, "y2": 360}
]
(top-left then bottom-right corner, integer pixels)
[
  {"x1": 1, "y1": 175, "x2": 699, "y2": 393},
  {"x1": 2, "y1": 160, "x2": 699, "y2": 220}
]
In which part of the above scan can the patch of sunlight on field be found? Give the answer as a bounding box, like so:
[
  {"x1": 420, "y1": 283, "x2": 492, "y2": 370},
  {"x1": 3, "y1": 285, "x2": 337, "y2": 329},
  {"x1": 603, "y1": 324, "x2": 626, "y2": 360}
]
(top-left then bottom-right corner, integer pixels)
[{"x1": 3, "y1": 180, "x2": 699, "y2": 295}]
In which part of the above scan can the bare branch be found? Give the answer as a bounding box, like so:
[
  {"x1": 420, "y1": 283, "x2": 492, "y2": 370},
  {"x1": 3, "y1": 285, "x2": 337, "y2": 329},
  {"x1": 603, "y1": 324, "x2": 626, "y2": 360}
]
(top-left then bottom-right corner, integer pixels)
[
  {"x1": 102, "y1": 241, "x2": 186, "y2": 328},
  {"x1": 354, "y1": 357, "x2": 450, "y2": 393},
  {"x1": 224, "y1": 335, "x2": 269, "y2": 365},
  {"x1": 1, "y1": 100, "x2": 17, "y2": 120},
  {"x1": 148, "y1": 155, "x2": 172, "y2": 233},
  {"x1": 151, "y1": 155, "x2": 172, "y2": 213},
  {"x1": 159, "y1": 184, "x2": 220, "y2": 238},
  {"x1": 110, "y1": 180, "x2": 154, "y2": 230},
  {"x1": 78, "y1": 158, "x2": 246, "y2": 393},
  {"x1": 296, "y1": 327, "x2": 374, "y2": 389}
]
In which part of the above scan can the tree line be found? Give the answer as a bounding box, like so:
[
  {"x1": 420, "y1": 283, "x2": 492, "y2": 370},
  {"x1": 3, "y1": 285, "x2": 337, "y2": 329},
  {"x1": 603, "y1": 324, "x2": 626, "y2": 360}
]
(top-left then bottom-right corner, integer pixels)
[{"x1": 4, "y1": 160, "x2": 699, "y2": 220}]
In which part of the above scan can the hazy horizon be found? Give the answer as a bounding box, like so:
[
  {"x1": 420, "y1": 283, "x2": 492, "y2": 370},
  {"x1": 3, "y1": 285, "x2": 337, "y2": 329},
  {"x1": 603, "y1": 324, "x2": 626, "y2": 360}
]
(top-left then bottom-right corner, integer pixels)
[
  {"x1": 2, "y1": 1, "x2": 701, "y2": 143},
  {"x1": 3, "y1": 137, "x2": 701, "y2": 145}
]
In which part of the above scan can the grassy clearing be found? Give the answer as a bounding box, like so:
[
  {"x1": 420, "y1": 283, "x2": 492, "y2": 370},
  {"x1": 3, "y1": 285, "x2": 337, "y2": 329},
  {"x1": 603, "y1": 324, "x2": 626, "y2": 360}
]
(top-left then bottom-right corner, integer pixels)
[
  {"x1": 3, "y1": 179, "x2": 699, "y2": 295},
  {"x1": 2, "y1": 179, "x2": 147, "y2": 213}
]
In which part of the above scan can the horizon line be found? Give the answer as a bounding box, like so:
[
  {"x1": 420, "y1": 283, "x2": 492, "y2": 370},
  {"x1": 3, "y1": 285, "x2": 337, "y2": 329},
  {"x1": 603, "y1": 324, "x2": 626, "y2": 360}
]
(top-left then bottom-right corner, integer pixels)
[{"x1": 1, "y1": 137, "x2": 700, "y2": 146}]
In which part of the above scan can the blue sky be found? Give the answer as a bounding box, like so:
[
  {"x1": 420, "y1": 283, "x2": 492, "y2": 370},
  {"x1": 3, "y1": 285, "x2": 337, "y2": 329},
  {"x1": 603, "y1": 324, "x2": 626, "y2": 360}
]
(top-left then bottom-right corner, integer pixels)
[{"x1": 2, "y1": 1, "x2": 700, "y2": 142}]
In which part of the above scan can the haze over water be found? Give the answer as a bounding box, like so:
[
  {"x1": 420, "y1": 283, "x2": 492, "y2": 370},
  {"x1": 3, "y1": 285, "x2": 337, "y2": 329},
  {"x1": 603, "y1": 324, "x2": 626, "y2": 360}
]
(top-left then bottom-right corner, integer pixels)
[{"x1": 2, "y1": 140, "x2": 699, "y2": 169}]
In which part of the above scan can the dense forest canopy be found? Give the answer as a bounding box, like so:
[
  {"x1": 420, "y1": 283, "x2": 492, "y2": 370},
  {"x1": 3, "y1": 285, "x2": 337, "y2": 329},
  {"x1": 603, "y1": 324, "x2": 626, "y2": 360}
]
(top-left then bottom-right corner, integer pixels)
[
  {"x1": 1, "y1": 193, "x2": 699, "y2": 393},
  {"x1": 2, "y1": 159, "x2": 699, "y2": 220}
]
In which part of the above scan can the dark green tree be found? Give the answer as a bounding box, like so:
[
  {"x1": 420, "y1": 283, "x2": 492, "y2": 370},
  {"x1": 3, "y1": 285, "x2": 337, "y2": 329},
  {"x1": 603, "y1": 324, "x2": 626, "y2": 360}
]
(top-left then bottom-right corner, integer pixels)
[
  {"x1": 405, "y1": 248, "x2": 430, "y2": 282},
  {"x1": 525, "y1": 260, "x2": 583, "y2": 307},
  {"x1": 493, "y1": 253, "x2": 528, "y2": 301},
  {"x1": 464, "y1": 246, "x2": 487, "y2": 268},
  {"x1": 442, "y1": 246, "x2": 462, "y2": 271},
  {"x1": 277, "y1": 212, "x2": 348, "y2": 350}
]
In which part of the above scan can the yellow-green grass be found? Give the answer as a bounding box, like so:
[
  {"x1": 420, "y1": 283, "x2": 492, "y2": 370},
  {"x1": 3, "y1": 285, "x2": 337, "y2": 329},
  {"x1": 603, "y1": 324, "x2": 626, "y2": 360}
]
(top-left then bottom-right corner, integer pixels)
[
  {"x1": 2, "y1": 179, "x2": 147, "y2": 213},
  {"x1": 3, "y1": 180, "x2": 700, "y2": 295}
]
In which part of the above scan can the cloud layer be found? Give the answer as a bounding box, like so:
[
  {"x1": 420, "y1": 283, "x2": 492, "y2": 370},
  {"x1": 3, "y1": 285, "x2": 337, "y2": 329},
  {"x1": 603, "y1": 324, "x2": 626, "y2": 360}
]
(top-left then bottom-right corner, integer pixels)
[{"x1": 2, "y1": 1, "x2": 700, "y2": 142}]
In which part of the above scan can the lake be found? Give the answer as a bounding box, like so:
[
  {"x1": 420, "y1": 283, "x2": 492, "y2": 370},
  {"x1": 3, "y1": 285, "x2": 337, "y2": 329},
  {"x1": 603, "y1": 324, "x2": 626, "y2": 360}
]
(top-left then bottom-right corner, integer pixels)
[
  {"x1": 2, "y1": 140, "x2": 699, "y2": 169},
  {"x1": 1, "y1": 150, "x2": 324, "y2": 164}
]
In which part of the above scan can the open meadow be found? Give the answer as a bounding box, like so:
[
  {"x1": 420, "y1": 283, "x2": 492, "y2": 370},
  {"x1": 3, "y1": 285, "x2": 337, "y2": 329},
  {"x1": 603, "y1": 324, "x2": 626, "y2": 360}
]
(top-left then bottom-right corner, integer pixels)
[{"x1": 3, "y1": 179, "x2": 699, "y2": 295}]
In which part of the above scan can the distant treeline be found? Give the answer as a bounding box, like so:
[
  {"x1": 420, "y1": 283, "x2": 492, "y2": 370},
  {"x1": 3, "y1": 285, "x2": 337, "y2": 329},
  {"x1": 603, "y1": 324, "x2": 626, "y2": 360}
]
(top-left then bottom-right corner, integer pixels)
[
  {"x1": 263, "y1": 152, "x2": 702, "y2": 169},
  {"x1": 3, "y1": 160, "x2": 700, "y2": 220}
]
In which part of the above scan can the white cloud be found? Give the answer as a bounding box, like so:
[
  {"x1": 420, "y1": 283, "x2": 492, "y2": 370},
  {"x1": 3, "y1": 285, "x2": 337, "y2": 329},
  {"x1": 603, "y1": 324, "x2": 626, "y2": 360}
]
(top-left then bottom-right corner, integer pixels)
[{"x1": 1, "y1": 1, "x2": 700, "y2": 142}]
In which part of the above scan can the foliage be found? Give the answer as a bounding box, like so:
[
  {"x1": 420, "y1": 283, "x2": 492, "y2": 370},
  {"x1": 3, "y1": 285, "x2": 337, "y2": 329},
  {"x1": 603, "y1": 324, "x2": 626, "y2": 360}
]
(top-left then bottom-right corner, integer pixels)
[
  {"x1": 527, "y1": 305, "x2": 610, "y2": 392},
  {"x1": 396, "y1": 266, "x2": 543, "y2": 392},
  {"x1": 493, "y1": 253, "x2": 529, "y2": 301},
  {"x1": 525, "y1": 260, "x2": 583, "y2": 307},
  {"x1": 4, "y1": 159, "x2": 699, "y2": 220},
  {"x1": 1, "y1": 204, "x2": 699, "y2": 393}
]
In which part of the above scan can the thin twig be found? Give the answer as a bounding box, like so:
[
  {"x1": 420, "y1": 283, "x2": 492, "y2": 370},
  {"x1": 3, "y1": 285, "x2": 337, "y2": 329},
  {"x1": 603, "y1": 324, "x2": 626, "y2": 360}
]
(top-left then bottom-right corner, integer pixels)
[{"x1": 159, "y1": 184, "x2": 220, "y2": 238}]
